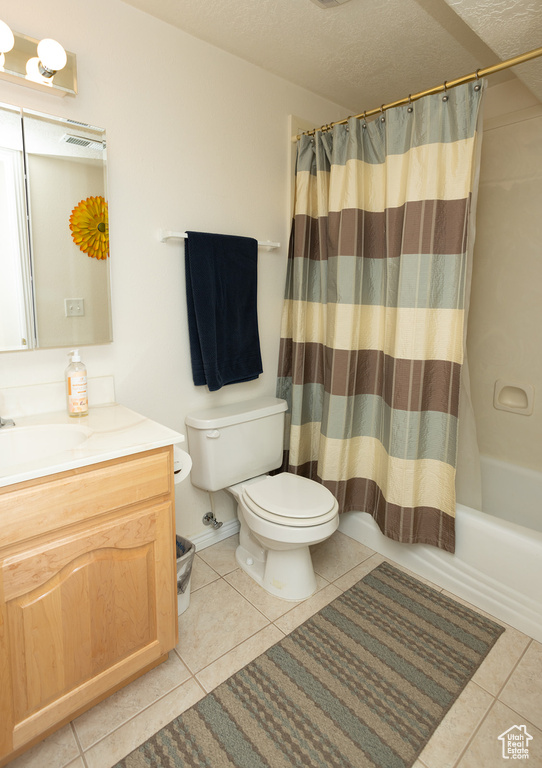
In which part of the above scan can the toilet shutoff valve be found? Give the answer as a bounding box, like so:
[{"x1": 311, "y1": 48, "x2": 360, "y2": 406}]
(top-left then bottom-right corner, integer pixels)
[{"x1": 202, "y1": 511, "x2": 223, "y2": 530}]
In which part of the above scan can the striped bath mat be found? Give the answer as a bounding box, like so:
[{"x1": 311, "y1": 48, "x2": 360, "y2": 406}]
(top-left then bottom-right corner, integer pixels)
[{"x1": 115, "y1": 562, "x2": 504, "y2": 768}]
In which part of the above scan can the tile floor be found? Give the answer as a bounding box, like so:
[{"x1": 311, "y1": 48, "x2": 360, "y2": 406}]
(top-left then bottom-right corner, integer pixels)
[{"x1": 7, "y1": 531, "x2": 542, "y2": 768}]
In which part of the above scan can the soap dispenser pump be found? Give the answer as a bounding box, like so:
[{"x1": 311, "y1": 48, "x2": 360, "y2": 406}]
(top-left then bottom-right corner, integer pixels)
[{"x1": 65, "y1": 349, "x2": 88, "y2": 417}]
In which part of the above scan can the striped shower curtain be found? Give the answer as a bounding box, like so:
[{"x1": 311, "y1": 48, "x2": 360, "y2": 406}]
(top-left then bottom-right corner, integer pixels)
[{"x1": 277, "y1": 82, "x2": 484, "y2": 553}]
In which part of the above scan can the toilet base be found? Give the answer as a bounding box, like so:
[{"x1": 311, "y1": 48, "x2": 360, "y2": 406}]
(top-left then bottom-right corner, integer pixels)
[{"x1": 235, "y1": 542, "x2": 317, "y2": 601}]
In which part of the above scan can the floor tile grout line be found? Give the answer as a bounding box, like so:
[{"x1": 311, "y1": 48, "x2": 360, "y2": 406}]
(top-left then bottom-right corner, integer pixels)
[
  {"x1": 496, "y1": 698, "x2": 540, "y2": 730},
  {"x1": 192, "y1": 675, "x2": 209, "y2": 699},
  {"x1": 450, "y1": 694, "x2": 499, "y2": 768},
  {"x1": 325, "y1": 553, "x2": 384, "y2": 590},
  {"x1": 183, "y1": 560, "x2": 368, "y2": 684},
  {"x1": 180, "y1": 589, "x2": 284, "y2": 679},
  {"x1": 179, "y1": 565, "x2": 366, "y2": 685},
  {"x1": 194, "y1": 539, "x2": 383, "y2": 603},
  {"x1": 449, "y1": 636, "x2": 535, "y2": 768},
  {"x1": 271, "y1": 583, "x2": 345, "y2": 635},
  {"x1": 470, "y1": 635, "x2": 532, "y2": 702},
  {"x1": 191, "y1": 623, "x2": 277, "y2": 678},
  {"x1": 69, "y1": 721, "x2": 87, "y2": 767},
  {"x1": 81, "y1": 667, "x2": 222, "y2": 766},
  {"x1": 221, "y1": 570, "x2": 312, "y2": 623},
  {"x1": 193, "y1": 551, "x2": 231, "y2": 573},
  {"x1": 186, "y1": 576, "x2": 368, "y2": 694},
  {"x1": 76, "y1": 673, "x2": 195, "y2": 757},
  {"x1": 193, "y1": 552, "x2": 221, "y2": 571},
  {"x1": 190, "y1": 573, "x2": 220, "y2": 594},
  {"x1": 494, "y1": 638, "x2": 532, "y2": 701}
]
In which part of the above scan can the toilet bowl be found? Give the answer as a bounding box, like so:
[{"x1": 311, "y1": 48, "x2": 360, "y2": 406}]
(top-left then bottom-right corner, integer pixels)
[
  {"x1": 185, "y1": 396, "x2": 340, "y2": 601},
  {"x1": 229, "y1": 473, "x2": 339, "y2": 600}
]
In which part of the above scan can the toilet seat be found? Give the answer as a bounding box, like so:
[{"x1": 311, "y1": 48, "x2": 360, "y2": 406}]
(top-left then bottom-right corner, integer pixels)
[{"x1": 242, "y1": 473, "x2": 338, "y2": 528}]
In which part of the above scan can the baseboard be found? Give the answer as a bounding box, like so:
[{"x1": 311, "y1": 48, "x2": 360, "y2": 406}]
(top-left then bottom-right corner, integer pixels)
[{"x1": 189, "y1": 519, "x2": 240, "y2": 552}]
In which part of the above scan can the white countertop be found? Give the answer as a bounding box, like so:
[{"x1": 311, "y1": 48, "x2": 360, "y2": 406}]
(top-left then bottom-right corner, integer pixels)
[{"x1": 0, "y1": 404, "x2": 185, "y2": 488}]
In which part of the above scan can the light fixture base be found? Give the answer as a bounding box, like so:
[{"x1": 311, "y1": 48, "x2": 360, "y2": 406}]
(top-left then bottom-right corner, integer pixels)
[{"x1": 37, "y1": 61, "x2": 56, "y2": 79}]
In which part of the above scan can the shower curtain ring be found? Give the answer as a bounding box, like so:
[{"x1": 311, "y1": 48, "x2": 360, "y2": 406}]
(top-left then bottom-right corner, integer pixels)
[
  {"x1": 442, "y1": 81, "x2": 449, "y2": 102},
  {"x1": 474, "y1": 69, "x2": 482, "y2": 91},
  {"x1": 380, "y1": 105, "x2": 385, "y2": 123},
  {"x1": 407, "y1": 94, "x2": 413, "y2": 113},
  {"x1": 362, "y1": 111, "x2": 368, "y2": 129}
]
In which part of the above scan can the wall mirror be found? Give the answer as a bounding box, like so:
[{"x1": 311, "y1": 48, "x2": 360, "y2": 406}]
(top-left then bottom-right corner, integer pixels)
[{"x1": 0, "y1": 102, "x2": 112, "y2": 351}]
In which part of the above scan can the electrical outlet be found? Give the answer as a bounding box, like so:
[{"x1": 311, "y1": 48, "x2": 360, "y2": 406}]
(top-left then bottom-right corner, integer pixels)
[{"x1": 65, "y1": 298, "x2": 85, "y2": 317}]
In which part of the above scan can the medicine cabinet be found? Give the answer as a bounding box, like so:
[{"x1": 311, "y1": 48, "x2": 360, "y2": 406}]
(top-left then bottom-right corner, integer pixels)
[{"x1": 0, "y1": 102, "x2": 112, "y2": 351}]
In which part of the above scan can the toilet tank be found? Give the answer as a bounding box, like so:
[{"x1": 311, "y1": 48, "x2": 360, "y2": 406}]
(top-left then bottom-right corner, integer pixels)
[{"x1": 185, "y1": 397, "x2": 288, "y2": 491}]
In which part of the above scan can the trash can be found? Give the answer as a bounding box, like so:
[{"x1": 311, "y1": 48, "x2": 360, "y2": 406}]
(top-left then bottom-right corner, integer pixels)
[{"x1": 176, "y1": 535, "x2": 195, "y2": 615}]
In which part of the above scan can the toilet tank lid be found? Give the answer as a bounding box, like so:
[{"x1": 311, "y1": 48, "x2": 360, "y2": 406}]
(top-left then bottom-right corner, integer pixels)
[{"x1": 185, "y1": 397, "x2": 287, "y2": 429}]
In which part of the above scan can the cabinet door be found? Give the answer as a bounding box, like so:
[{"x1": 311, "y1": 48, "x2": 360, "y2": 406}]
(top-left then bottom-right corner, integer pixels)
[{"x1": 1, "y1": 501, "x2": 176, "y2": 751}]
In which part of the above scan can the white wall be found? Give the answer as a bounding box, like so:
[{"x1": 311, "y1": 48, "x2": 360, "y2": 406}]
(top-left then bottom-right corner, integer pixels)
[{"x1": 0, "y1": 0, "x2": 345, "y2": 537}]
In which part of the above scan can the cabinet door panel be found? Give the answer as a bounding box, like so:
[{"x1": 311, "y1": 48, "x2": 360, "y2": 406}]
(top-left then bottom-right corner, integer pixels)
[
  {"x1": 9, "y1": 545, "x2": 155, "y2": 720},
  {"x1": 3, "y1": 501, "x2": 176, "y2": 748}
]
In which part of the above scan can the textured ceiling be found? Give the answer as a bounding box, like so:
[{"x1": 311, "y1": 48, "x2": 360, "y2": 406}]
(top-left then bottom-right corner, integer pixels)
[
  {"x1": 120, "y1": 0, "x2": 542, "y2": 112},
  {"x1": 443, "y1": 0, "x2": 542, "y2": 100}
]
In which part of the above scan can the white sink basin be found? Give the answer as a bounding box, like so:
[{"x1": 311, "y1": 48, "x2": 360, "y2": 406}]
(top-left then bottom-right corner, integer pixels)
[
  {"x1": 0, "y1": 424, "x2": 92, "y2": 469},
  {"x1": 0, "y1": 404, "x2": 185, "y2": 489}
]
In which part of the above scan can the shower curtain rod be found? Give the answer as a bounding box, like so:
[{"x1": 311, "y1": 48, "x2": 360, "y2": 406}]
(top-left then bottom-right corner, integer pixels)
[{"x1": 294, "y1": 45, "x2": 542, "y2": 140}]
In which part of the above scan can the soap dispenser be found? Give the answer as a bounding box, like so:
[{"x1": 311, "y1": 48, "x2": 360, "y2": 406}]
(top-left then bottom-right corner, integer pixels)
[{"x1": 65, "y1": 349, "x2": 88, "y2": 417}]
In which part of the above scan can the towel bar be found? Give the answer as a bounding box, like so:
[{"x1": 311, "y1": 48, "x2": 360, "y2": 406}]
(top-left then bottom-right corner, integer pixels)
[{"x1": 159, "y1": 230, "x2": 280, "y2": 250}]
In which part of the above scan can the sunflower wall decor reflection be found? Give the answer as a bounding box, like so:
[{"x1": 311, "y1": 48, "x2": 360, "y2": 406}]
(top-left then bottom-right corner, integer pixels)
[{"x1": 69, "y1": 196, "x2": 109, "y2": 259}]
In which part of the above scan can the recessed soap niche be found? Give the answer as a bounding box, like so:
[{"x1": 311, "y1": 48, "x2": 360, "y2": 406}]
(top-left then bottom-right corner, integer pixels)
[{"x1": 494, "y1": 380, "x2": 535, "y2": 416}]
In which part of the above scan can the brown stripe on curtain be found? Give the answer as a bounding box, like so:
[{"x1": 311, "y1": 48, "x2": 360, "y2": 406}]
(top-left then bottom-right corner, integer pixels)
[
  {"x1": 282, "y1": 459, "x2": 456, "y2": 553},
  {"x1": 293, "y1": 198, "x2": 472, "y2": 260},
  {"x1": 278, "y1": 342, "x2": 461, "y2": 416}
]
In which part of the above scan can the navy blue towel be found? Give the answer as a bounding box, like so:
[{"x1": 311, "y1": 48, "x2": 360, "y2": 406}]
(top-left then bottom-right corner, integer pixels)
[{"x1": 185, "y1": 231, "x2": 263, "y2": 391}]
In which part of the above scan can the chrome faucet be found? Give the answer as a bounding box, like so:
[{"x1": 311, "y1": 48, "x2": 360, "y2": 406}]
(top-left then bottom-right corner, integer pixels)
[{"x1": 0, "y1": 416, "x2": 15, "y2": 428}]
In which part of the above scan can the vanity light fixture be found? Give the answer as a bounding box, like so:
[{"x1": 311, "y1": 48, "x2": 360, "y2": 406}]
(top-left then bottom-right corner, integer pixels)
[{"x1": 0, "y1": 21, "x2": 76, "y2": 96}]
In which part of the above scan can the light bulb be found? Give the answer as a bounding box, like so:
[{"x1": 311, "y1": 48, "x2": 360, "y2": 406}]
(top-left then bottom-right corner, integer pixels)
[
  {"x1": 25, "y1": 56, "x2": 51, "y2": 85},
  {"x1": 37, "y1": 38, "x2": 67, "y2": 75},
  {"x1": 0, "y1": 20, "x2": 15, "y2": 54}
]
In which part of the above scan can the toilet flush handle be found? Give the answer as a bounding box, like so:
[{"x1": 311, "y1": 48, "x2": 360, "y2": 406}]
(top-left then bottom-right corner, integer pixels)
[{"x1": 206, "y1": 430, "x2": 221, "y2": 439}]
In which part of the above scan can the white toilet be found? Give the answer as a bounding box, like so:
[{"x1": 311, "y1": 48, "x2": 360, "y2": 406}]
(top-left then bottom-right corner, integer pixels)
[{"x1": 185, "y1": 397, "x2": 339, "y2": 601}]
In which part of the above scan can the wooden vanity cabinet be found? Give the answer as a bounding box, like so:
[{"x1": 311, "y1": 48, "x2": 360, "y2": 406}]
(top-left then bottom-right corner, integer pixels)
[{"x1": 0, "y1": 446, "x2": 178, "y2": 766}]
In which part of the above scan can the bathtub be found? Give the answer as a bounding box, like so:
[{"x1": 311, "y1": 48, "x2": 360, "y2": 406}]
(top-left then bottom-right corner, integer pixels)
[{"x1": 339, "y1": 455, "x2": 542, "y2": 643}]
